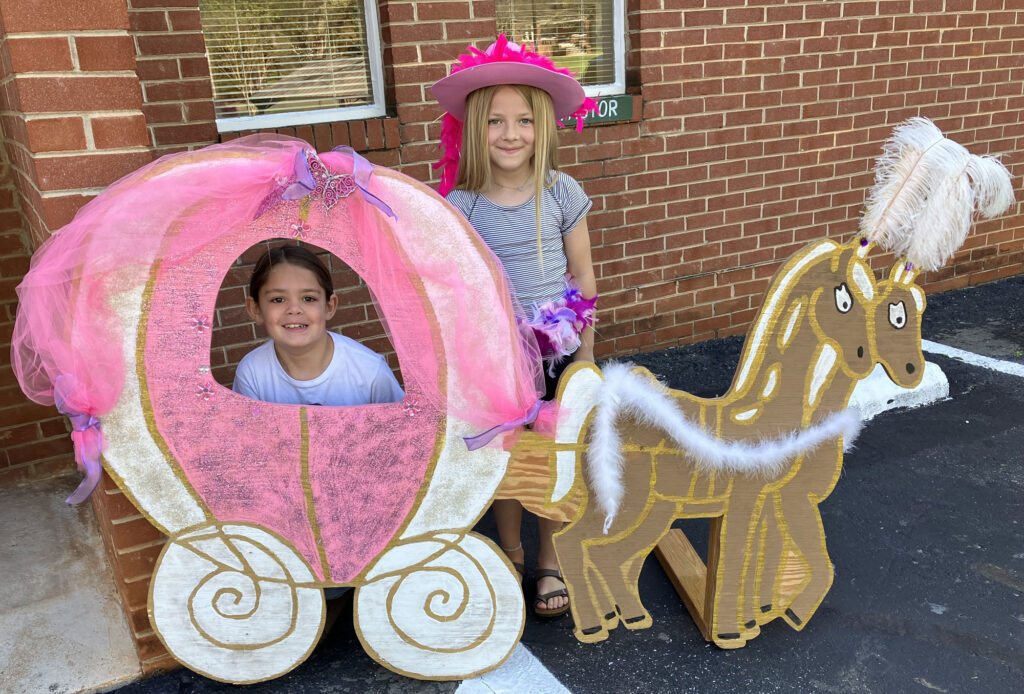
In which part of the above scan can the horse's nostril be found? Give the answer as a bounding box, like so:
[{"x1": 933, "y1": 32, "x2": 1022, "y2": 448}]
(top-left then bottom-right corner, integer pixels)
[
  {"x1": 906, "y1": 362, "x2": 915, "y2": 374},
  {"x1": 857, "y1": 346, "x2": 864, "y2": 358}
]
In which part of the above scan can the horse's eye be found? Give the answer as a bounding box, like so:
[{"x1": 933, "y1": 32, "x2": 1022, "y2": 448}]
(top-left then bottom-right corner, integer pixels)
[
  {"x1": 888, "y1": 301, "x2": 907, "y2": 329},
  {"x1": 834, "y1": 283, "x2": 852, "y2": 313}
]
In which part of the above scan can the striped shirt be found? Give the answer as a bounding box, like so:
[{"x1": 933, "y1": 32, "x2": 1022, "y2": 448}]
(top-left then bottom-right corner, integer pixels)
[{"x1": 446, "y1": 172, "x2": 591, "y2": 313}]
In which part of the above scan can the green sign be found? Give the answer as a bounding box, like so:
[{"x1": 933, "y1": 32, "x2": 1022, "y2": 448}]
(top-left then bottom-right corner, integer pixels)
[{"x1": 563, "y1": 94, "x2": 633, "y2": 127}]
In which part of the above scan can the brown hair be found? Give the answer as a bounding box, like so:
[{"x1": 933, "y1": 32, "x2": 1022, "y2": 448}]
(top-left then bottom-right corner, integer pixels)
[{"x1": 249, "y1": 244, "x2": 333, "y2": 301}]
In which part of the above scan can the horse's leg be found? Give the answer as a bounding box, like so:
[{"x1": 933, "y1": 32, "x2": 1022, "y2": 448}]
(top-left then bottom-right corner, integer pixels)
[
  {"x1": 556, "y1": 447, "x2": 659, "y2": 643},
  {"x1": 711, "y1": 481, "x2": 768, "y2": 647},
  {"x1": 775, "y1": 483, "x2": 832, "y2": 629},
  {"x1": 572, "y1": 449, "x2": 663, "y2": 632},
  {"x1": 588, "y1": 496, "x2": 678, "y2": 630},
  {"x1": 754, "y1": 492, "x2": 785, "y2": 620},
  {"x1": 554, "y1": 499, "x2": 614, "y2": 643},
  {"x1": 739, "y1": 495, "x2": 777, "y2": 630}
]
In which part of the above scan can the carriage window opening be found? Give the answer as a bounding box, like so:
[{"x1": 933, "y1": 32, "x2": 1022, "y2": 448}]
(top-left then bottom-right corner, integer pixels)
[{"x1": 209, "y1": 241, "x2": 404, "y2": 404}]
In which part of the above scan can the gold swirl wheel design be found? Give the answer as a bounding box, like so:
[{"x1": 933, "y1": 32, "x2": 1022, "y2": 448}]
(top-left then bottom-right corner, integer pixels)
[
  {"x1": 149, "y1": 523, "x2": 325, "y2": 684},
  {"x1": 354, "y1": 532, "x2": 525, "y2": 679}
]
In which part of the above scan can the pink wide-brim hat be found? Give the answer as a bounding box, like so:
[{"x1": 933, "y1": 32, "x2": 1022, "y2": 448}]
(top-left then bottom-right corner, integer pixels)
[
  {"x1": 430, "y1": 39, "x2": 588, "y2": 122},
  {"x1": 431, "y1": 36, "x2": 595, "y2": 196}
]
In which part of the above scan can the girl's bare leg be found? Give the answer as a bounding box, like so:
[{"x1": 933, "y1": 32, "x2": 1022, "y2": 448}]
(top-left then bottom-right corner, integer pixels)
[{"x1": 493, "y1": 498, "x2": 525, "y2": 567}]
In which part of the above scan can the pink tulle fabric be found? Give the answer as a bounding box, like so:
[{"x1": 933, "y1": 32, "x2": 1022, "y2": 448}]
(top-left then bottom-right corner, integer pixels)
[
  {"x1": 434, "y1": 34, "x2": 597, "y2": 195},
  {"x1": 12, "y1": 134, "x2": 544, "y2": 447}
]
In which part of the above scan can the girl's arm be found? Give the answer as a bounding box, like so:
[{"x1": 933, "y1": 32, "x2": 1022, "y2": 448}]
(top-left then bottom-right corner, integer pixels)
[{"x1": 564, "y1": 217, "x2": 597, "y2": 363}]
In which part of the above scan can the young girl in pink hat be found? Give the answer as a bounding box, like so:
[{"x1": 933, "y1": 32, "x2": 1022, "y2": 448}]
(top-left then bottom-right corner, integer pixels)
[{"x1": 432, "y1": 35, "x2": 598, "y2": 618}]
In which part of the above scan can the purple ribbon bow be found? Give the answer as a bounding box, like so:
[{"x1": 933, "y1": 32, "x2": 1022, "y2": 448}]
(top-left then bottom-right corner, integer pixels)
[
  {"x1": 463, "y1": 400, "x2": 543, "y2": 451},
  {"x1": 54, "y1": 375, "x2": 104, "y2": 505},
  {"x1": 282, "y1": 147, "x2": 397, "y2": 220}
]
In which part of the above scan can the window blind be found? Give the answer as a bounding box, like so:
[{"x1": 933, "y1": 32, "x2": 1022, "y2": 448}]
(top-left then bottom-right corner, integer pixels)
[
  {"x1": 495, "y1": 0, "x2": 617, "y2": 88},
  {"x1": 199, "y1": 0, "x2": 374, "y2": 123}
]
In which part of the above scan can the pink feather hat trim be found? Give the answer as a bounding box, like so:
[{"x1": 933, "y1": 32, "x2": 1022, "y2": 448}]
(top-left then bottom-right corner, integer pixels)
[{"x1": 431, "y1": 35, "x2": 596, "y2": 195}]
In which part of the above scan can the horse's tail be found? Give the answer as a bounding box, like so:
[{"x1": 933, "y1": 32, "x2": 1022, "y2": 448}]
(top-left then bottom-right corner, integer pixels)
[{"x1": 587, "y1": 363, "x2": 864, "y2": 534}]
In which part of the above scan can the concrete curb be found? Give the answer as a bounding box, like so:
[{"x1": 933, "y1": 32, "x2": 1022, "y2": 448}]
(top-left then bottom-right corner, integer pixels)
[{"x1": 849, "y1": 361, "x2": 949, "y2": 421}]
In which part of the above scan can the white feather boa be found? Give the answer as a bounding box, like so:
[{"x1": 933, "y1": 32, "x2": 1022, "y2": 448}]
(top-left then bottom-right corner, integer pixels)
[{"x1": 588, "y1": 363, "x2": 864, "y2": 533}]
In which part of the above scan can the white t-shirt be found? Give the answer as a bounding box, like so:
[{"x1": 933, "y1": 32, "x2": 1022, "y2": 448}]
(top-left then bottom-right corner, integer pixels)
[{"x1": 232, "y1": 332, "x2": 404, "y2": 406}]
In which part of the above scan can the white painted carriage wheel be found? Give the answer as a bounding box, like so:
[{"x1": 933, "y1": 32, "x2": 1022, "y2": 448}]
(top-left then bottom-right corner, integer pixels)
[
  {"x1": 149, "y1": 523, "x2": 325, "y2": 684},
  {"x1": 354, "y1": 532, "x2": 525, "y2": 680}
]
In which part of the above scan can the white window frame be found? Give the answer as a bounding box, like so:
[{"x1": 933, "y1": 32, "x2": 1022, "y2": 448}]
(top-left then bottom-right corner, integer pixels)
[
  {"x1": 496, "y1": 0, "x2": 625, "y2": 99},
  {"x1": 209, "y1": 1, "x2": 386, "y2": 133},
  {"x1": 583, "y1": 0, "x2": 625, "y2": 99}
]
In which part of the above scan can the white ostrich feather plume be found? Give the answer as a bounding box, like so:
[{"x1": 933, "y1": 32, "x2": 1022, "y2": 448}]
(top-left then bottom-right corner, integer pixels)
[
  {"x1": 587, "y1": 363, "x2": 863, "y2": 534},
  {"x1": 860, "y1": 117, "x2": 1015, "y2": 272}
]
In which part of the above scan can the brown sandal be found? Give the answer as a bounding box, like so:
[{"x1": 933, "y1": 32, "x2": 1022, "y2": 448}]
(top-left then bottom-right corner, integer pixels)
[{"x1": 534, "y1": 568, "x2": 570, "y2": 618}]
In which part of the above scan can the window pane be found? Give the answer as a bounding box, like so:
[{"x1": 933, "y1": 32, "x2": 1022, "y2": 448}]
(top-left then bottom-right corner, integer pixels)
[
  {"x1": 199, "y1": 0, "x2": 374, "y2": 121},
  {"x1": 495, "y1": 1, "x2": 617, "y2": 88}
]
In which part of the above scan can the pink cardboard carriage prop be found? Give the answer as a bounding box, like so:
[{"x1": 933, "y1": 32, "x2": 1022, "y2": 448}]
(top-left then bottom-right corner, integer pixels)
[{"x1": 12, "y1": 137, "x2": 601, "y2": 683}]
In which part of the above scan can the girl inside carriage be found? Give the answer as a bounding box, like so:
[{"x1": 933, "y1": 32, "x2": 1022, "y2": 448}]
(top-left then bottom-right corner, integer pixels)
[
  {"x1": 234, "y1": 244, "x2": 403, "y2": 408},
  {"x1": 432, "y1": 35, "x2": 599, "y2": 617}
]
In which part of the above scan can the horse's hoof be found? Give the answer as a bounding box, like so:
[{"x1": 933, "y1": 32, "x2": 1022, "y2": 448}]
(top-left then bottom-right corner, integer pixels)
[
  {"x1": 621, "y1": 612, "x2": 652, "y2": 631},
  {"x1": 760, "y1": 603, "x2": 772, "y2": 613},
  {"x1": 602, "y1": 610, "x2": 620, "y2": 630},
  {"x1": 575, "y1": 625, "x2": 609, "y2": 643},
  {"x1": 741, "y1": 620, "x2": 761, "y2": 639},
  {"x1": 714, "y1": 632, "x2": 747, "y2": 649},
  {"x1": 783, "y1": 608, "x2": 804, "y2": 628}
]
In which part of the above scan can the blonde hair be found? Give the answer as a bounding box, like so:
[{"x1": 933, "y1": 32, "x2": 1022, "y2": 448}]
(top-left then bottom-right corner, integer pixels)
[{"x1": 456, "y1": 84, "x2": 560, "y2": 269}]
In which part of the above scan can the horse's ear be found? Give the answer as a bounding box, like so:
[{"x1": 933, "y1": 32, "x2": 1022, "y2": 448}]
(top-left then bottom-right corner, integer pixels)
[{"x1": 888, "y1": 258, "x2": 919, "y2": 286}]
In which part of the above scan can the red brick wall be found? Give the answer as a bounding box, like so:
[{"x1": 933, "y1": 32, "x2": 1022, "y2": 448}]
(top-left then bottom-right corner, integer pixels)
[
  {"x1": 0, "y1": 0, "x2": 154, "y2": 241},
  {"x1": 578, "y1": 0, "x2": 1023, "y2": 354},
  {"x1": 127, "y1": 0, "x2": 218, "y2": 154},
  {"x1": 0, "y1": 0, "x2": 155, "y2": 492},
  {"x1": 0, "y1": 140, "x2": 75, "y2": 488}
]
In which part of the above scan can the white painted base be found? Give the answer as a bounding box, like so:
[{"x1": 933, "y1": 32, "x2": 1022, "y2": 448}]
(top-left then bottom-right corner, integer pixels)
[
  {"x1": 849, "y1": 361, "x2": 949, "y2": 421},
  {"x1": 456, "y1": 644, "x2": 570, "y2": 694}
]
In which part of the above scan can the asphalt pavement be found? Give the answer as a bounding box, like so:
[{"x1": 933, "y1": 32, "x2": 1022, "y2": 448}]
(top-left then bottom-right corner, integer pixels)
[{"x1": 113, "y1": 274, "x2": 1024, "y2": 694}]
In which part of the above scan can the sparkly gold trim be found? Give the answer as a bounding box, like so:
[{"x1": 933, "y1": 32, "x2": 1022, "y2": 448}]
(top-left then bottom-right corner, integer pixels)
[
  {"x1": 137, "y1": 259, "x2": 212, "y2": 519},
  {"x1": 300, "y1": 408, "x2": 331, "y2": 582}
]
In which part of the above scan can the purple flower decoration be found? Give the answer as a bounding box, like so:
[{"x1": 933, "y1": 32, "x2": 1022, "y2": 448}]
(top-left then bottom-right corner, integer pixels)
[
  {"x1": 283, "y1": 150, "x2": 357, "y2": 214},
  {"x1": 196, "y1": 382, "x2": 215, "y2": 400},
  {"x1": 190, "y1": 315, "x2": 211, "y2": 332},
  {"x1": 290, "y1": 220, "x2": 310, "y2": 239},
  {"x1": 403, "y1": 398, "x2": 421, "y2": 417}
]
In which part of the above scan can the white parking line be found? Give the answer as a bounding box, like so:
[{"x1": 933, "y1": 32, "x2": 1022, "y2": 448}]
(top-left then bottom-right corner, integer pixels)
[
  {"x1": 456, "y1": 644, "x2": 571, "y2": 694},
  {"x1": 922, "y1": 339, "x2": 1024, "y2": 378}
]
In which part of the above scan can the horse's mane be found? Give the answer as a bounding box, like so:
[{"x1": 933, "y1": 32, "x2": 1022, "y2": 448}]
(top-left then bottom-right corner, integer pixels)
[{"x1": 730, "y1": 239, "x2": 841, "y2": 397}]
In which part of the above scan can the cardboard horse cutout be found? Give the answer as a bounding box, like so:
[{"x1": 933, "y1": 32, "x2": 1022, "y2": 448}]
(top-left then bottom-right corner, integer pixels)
[
  {"x1": 11, "y1": 119, "x2": 1013, "y2": 683},
  {"x1": 550, "y1": 118, "x2": 1014, "y2": 647}
]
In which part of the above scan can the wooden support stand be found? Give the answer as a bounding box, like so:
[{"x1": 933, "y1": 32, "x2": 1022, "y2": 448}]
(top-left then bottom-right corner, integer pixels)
[
  {"x1": 653, "y1": 523, "x2": 720, "y2": 640},
  {"x1": 654, "y1": 523, "x2": 806, "y2": 644}
]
